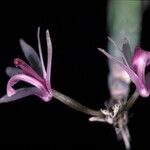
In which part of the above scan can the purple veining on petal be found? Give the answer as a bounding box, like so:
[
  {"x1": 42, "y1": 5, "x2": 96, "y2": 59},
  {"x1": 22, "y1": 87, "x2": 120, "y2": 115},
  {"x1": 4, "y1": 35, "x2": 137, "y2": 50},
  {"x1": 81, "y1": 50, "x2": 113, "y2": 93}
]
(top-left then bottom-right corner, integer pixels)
[
  {"x1": 131, "y1": 47, "x2": 147, "y2": 85},
  {"x1": 7, "y1": 74, "x2": 49, "y2": 97},
  {"x1": 7, "y1": 73, "x2": 52, "y2": 102},
  {"x1": 14, "y1": 58, "x2": 44, "y2": 83}
]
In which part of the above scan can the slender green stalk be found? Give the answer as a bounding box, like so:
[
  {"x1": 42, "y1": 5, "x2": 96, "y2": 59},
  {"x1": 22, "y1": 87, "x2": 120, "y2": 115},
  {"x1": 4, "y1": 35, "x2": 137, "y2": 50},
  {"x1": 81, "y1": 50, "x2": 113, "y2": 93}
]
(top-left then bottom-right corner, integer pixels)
[
  {"x1": 52, "y1": 89, "x2": 105, "y2": 117},
  {"x1": 116, "y1": 90, "x2": 139, "y2": 120}
]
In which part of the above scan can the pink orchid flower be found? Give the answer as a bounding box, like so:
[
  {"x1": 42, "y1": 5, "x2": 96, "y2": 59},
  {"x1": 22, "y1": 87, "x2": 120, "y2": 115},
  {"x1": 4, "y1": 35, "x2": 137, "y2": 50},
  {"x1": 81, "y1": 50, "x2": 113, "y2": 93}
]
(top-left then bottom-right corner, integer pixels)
[
  {"x1": 1, "y1": 28, "x2": 53, "y2": 103},
  {"x1": 98, "y1": 38, "x2": 150, "y2": 97}
]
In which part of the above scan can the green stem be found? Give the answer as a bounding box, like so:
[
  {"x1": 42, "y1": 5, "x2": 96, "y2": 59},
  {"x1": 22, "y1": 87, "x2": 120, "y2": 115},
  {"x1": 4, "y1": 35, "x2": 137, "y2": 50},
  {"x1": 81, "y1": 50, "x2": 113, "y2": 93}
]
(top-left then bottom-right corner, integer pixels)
[
  {"x1": 116, "y1": 90, "x2": 139, "y2": 120},
  {"x1": 52, "y1": 89, "x2": 105, "y2": 118}
]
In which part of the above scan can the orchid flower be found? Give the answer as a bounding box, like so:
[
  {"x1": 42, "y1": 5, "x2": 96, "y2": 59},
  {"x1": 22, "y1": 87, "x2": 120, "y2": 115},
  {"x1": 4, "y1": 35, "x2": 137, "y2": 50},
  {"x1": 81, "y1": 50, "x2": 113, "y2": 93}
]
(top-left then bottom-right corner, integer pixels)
[
  {"x1": 98, "y1": 38, "x2": 150, "y2": 98},
  {"x1": 0, "y1": 28, "x2": 53, "y2": 103},
  {"x1": 0, "y1": 28, "x2": 105, "y2": 119}
]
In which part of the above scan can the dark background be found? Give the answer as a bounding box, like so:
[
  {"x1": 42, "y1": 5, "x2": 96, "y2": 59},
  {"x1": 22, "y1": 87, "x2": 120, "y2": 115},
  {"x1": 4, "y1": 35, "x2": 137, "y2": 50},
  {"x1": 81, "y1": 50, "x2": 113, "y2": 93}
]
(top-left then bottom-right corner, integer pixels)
[{"x1": 0, "y1": 1, "x2": 150, "y2": 150}]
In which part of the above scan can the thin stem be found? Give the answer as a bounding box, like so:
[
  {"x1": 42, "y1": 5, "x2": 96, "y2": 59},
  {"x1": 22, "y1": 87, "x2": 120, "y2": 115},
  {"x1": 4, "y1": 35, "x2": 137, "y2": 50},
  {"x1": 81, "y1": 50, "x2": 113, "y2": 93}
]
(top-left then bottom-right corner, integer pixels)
[
  {"x1": 52, "y1": 89, "x2": 105, "y2": 117},
  {"x1": 116, "y1": 90, "x2": 139, "y2": 120}
]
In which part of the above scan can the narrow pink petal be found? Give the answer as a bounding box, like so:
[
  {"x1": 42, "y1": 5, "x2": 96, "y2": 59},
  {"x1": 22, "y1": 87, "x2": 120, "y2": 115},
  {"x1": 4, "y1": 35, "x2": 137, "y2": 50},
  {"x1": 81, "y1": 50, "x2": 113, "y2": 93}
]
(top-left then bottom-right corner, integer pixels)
[
  {"x1": 6, "y1": 67, "x2": 22, "y2": 77},
  {"x1": 122, "y1": 37, "x2": 132, "y2": 66},
  {"x1": 131, "y1": 47, "x2": 149, "y2": 84},
  {"x1": 46, "y1": 30, "x2": 52, "y2": 83},
  {"x1": 14, "y1": 58, "x2": 44, "y2": 83},
  {"x1": 20, "y1": 39, "x2": 43, "y2": 76},
  {"x1": 37, "y1": 27, "x2": 47, "y2": 79},
  {"x1": 7, "y1": 74, "x2": 50, "y2": 100},
  {"x1": 107, "y1": 37, "x2": 122, "y2": 51},
  {"x1": 0, "y1": 87, "x2": 42, "y2": 103},
  {"x1": 107, "y1": 37, "x2": 130, "y2": 67},
  {"x1": 132, "y1": 61, "x2": 146, "y2": 85},
  {"x1": 132, "y1": 47, "x2": 150, "y2": 96},
  {"x1": 98, "y1": 48, "x2": 149, "y2": 97}
]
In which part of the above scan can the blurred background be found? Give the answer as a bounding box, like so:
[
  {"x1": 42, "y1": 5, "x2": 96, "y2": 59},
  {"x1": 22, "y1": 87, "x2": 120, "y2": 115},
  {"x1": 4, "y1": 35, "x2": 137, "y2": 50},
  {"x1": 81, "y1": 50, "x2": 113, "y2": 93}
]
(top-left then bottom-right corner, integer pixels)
[{"x1": 0, "y1": 1, "x2": 149, "y2": 149}]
